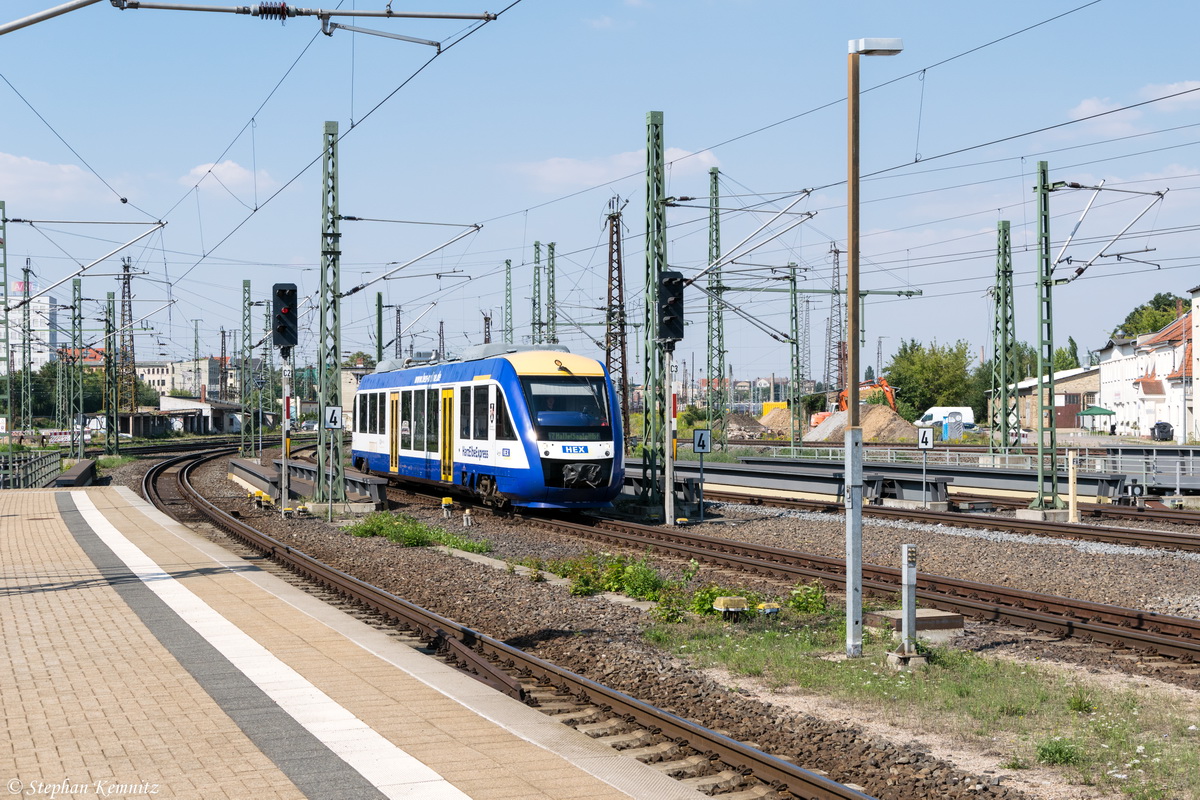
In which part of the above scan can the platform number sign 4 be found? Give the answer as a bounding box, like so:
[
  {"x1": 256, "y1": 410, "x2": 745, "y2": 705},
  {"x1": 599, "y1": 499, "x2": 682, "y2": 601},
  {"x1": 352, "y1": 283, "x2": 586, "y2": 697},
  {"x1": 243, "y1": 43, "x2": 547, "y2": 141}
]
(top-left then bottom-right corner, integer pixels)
[
  {"x1": 917, "y1": 426, "x2": 934, "y2": 450},
  {"x1": 693, "y1": 428, "x2": 712, "y2": 454},
  {"x1": 324, "y1": 405, "x2": 343, "y2": 430}
]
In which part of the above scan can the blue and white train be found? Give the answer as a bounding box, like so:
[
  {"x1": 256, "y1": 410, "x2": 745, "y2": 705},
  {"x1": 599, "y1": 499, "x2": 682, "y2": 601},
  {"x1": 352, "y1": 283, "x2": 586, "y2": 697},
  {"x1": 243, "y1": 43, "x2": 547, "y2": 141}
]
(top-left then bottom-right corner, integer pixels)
[{"x1": 350, "y1": 344, "x2": 625, "y2": 510}]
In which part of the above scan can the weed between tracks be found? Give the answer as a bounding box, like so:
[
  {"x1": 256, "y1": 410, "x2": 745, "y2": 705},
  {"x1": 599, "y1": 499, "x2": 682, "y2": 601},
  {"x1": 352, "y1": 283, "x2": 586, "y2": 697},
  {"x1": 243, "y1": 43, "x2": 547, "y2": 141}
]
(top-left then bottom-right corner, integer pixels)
[
  {"x1": 346, "y1": 512, "x2": 491, "y2": 553},
  {"x1": 646, "y1": 613, "x2": 1200, "y2": 798}
]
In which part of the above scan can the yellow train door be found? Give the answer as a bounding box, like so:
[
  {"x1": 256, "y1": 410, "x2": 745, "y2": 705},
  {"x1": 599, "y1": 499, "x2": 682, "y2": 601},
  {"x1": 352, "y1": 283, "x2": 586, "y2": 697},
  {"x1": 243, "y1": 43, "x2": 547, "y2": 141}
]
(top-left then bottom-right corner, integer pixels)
[
  {"x1": 440, "y1": 388, "x2": 454, "y2": 482},
  {"x1": 389, "y1": 392, "x2": 400, "y2": 473}
]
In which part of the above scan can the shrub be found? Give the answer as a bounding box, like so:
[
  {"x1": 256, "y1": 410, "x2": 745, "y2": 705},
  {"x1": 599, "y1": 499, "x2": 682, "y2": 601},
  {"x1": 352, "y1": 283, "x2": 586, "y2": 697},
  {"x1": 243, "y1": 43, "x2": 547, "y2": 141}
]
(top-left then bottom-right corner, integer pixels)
[{"x1": 786, "y1": 580, "x2": 828, "y2": 613}]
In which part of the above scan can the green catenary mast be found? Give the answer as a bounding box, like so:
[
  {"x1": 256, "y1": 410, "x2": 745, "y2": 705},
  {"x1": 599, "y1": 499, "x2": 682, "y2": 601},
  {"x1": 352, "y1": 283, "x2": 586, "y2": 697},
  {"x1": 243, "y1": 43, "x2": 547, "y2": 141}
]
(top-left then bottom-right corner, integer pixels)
[
  {"x1": 640, "y1": 111, "x2": 666, "y2": 507},
  {"x1": 706, "y1": 167, "x2": 726, "y2": 446},
  {"x1": 315, "y1": 121, "x2": 346, "y2": 504}
]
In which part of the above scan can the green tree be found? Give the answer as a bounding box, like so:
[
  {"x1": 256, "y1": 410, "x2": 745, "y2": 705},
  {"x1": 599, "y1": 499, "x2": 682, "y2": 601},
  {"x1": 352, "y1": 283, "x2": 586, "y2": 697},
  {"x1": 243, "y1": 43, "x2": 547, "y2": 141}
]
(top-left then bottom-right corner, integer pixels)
[
  {"x1": 342, "y1": 351, "x2": 376, "y2": 369},
  {"x1": 883, "y1": 339, "x2": 973, "y2": 422},
  {"x1": 1052, "y1": 345, "x2": 1079, "y2": 372},
  {"x1": 1112, "y1": 293, "x2": 1185, "y2": 338},
  {"x1": 864, "y1": 365, "x2": 875, "y2": 381}
]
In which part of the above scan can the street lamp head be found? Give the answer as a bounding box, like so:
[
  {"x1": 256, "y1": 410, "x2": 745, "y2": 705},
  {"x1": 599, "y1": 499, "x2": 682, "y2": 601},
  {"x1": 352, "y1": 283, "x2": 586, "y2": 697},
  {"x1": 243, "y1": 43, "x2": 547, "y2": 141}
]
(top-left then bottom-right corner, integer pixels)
[{"x1": 849, "y1": 38, "x2": 903, "y2": 56}]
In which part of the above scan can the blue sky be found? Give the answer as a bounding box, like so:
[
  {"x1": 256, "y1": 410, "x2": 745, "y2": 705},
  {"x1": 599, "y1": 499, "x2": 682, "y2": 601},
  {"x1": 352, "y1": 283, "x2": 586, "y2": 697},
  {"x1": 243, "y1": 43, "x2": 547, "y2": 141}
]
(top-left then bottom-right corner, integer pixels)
[{"x1": 2, "y1": 0, "x2": 1198, "y2": 390}]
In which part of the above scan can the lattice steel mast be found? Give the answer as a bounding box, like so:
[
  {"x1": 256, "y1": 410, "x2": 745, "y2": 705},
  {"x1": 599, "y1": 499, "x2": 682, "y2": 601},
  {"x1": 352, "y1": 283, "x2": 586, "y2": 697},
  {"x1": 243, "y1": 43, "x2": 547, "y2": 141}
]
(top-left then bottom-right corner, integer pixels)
[
  {"x1": 604, "y1": 198, "x2": 630, "y2": 443},
  {"x1": 531, "y1": 241, "x2": 542, "y2": 344},
  {"x1": 706, "y1": 167, "x2": 727, "y2": 446},
  {"x1": 503, "y1": 259, "x2": 513, "y2": 343},
  {"x1": 546, "y1": 242, "x2": 558, "y2": 344},
  {"x1": 240, "y1": 280, "x2": 252, "y2": 457},
  {"x1": 315, "y1": 120, "x2": 346, "y2": 504},
  {"x1": 640, "y1": 111, "x2": 666, "y2": 507},
  {"x1": 991, "y1": 220, "x2": 1018, "y2": 454},
  {"x1": 118, "y1": 257, "x2": 136, "y2": 412},
  {"x1": 1032, "y1": 161, "x2": 1064, "y2": 509}
]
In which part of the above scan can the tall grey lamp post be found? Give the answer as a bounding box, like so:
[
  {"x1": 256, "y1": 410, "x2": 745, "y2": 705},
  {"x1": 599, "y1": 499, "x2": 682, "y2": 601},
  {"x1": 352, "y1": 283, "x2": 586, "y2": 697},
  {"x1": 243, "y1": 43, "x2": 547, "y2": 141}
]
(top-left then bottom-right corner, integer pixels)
[{"x1": 846, "y1": 37, "x2": 902, "y2": 658}]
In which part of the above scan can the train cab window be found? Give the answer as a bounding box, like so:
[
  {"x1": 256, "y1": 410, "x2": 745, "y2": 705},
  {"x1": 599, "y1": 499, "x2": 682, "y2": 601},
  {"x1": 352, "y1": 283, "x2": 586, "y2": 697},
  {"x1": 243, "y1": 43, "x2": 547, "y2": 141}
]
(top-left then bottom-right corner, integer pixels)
[
  {"x1": 354, "y1": 395, "x2": 361, "y2": 433},
  {"x1": 459, "y1": 387, "x2": 471, "y2": 439},
  {"x1": 472, "y1": 386, "x2": 489, "y2": 440},
  {"x1": 413, "y1": 389, "x2": 426, "y2": 451},
  {"x1": 520, "y1": 376, "x2": 611, "y2": 441},
  {"x1": 495, "y1": 391, "x2": 517, "y2": 441},
  {"x1": 401, "y1": 390, "x2": 413, "y2": 450}
]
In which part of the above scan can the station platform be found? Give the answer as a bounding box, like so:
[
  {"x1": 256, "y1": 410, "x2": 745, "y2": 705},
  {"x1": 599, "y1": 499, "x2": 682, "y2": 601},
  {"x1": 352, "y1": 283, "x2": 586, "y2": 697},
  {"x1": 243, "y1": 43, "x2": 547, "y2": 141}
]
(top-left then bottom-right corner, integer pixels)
[{"x1": 0, "y1": 486, "x2": 705, "y2": 799}]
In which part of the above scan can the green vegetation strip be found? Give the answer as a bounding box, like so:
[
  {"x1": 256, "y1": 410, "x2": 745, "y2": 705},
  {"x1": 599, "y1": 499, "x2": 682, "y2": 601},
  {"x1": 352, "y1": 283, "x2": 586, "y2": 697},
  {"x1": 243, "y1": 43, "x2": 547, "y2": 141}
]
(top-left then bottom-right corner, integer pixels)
[
  {"x1": 646, "y1": 614, "x2": 1200, "y2": 799},
  {"x1": 346, "y1": 512, "x2": 491, "y2": 553}
]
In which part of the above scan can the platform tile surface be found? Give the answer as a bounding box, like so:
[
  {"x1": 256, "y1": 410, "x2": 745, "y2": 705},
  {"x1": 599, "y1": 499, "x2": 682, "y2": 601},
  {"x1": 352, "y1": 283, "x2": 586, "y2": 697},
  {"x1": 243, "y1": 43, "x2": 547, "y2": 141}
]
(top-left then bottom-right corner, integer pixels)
[{"x1": 1, "y1": 486, "x2": 707, "y2": 799}]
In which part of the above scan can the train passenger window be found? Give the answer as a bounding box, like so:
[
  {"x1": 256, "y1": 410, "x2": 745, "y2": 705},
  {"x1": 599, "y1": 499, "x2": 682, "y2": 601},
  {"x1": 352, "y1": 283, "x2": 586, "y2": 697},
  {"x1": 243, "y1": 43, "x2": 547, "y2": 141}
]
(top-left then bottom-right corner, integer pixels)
[
  {"x1": 427, "y1": 389, "x2": 439, "y2": 451},
  {"x1": 459, "y1": 388, "x2": 471, "y2": 439},
  {"x1": 413, "y1": 389, "x2": 425, "y2": 451},
  {"x1": 372, "y1": 393, "x2": 381, "y2": 434},
  {"x1": 401, "y1": 391, "x2": 413, "y2": 450},
  {"x1": 495, "y1": 391, "x2": 517, "y2": 441},
  {"x1": 472, "y1": 386, "x2": 489, "y2": 440},
  {"x1": 353, "y1": 395, "x2": 361, "y2": 433},
  {"x1": 364, "y1": 393, "x2": 372, "y2": 434}
]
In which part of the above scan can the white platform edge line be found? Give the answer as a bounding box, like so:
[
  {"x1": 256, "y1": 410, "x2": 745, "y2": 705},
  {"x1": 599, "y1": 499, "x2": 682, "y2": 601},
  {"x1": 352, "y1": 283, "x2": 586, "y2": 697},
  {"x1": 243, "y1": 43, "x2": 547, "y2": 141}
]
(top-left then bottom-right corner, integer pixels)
[{"x1": 72, "y1": 489, "x2": 468, "y2": 800}]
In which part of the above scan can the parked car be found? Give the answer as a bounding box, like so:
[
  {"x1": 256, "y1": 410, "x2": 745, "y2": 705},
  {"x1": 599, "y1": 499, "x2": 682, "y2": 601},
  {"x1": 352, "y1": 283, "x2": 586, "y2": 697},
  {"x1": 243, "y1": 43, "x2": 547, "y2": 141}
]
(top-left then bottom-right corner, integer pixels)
[{"x1": 300, "y1": 420, "x2": 318, "y2": 432}]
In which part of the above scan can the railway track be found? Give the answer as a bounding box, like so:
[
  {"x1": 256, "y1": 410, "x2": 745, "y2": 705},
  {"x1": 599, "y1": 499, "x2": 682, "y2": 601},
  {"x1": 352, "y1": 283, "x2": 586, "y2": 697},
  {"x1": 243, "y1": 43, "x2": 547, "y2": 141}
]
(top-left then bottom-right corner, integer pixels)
[
  {"x1": 521, "y1": 512, "x2": 1200, "y2": 666},
  {"x1": 703, "y1": 488, "x2": 1200, "y2": 554},
  {"x1": 144, "y1": 450, "x2": 877, "y2": 800},
  {"x1": 950, "y1": 491, "x2": 1200, "y2": 526}
]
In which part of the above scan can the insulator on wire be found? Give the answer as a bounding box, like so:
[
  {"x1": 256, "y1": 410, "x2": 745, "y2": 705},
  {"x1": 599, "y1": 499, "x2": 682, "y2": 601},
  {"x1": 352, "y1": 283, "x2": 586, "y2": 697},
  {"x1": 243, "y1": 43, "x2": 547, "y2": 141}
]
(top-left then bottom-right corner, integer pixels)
[{"x1": 256, "y1": 2, "x2": 289, "y2": 20}]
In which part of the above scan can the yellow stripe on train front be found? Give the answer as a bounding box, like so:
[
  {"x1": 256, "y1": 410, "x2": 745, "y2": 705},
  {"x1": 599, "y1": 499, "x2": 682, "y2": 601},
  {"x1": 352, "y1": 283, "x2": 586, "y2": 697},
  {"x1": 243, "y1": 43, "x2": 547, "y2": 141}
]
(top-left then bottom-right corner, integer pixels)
[{"x1": 503, "y1": 350, "x2": 605, "y2": 376}]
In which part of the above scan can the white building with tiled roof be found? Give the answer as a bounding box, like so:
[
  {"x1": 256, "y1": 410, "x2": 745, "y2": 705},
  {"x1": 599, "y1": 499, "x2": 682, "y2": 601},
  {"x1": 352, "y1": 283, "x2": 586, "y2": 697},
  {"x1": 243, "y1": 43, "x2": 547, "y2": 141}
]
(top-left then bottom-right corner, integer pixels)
[{"x1": 1098, "y1": 300, "x2": 1193, "y2": 442}]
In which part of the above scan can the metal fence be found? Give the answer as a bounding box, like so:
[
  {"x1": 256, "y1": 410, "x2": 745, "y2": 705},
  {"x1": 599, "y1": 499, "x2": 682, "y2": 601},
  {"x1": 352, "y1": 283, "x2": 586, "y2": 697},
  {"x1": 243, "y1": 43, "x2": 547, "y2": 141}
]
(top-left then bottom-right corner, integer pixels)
[
  {"x1": 0, "y1": 450, "x2": 65, "y2": 489},
  {"x1": 680, "y1": 443, "x2": 1200, "y2": 490}
]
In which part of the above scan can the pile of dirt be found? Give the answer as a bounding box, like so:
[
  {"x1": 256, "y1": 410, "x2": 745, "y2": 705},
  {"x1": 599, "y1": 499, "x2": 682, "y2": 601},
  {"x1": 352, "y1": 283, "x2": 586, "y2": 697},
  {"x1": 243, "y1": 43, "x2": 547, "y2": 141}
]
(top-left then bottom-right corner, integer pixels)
[
  {"x1": 759, "y1": 407, "x2": 796, "y2": 434},
  {"x1": 802, "y1": 404, "x2": 917, "y2": 443},
  {"x1": 725, "y1": 412, "x2": 768, "y2": 439}
]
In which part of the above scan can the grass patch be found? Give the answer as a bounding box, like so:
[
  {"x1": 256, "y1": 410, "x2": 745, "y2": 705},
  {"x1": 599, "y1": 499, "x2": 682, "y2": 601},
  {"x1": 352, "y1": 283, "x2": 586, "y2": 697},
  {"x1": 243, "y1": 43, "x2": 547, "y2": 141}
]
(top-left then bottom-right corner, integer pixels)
[
  {"x1": 644, "y1": 613, "x2": 1200, "y2": 795},
  {"x1": 345, "y1": 512, "x2": 490, "y2": 553},
  {"x1": 94, "y1": 455, "x2": 136, "y2": 474}
]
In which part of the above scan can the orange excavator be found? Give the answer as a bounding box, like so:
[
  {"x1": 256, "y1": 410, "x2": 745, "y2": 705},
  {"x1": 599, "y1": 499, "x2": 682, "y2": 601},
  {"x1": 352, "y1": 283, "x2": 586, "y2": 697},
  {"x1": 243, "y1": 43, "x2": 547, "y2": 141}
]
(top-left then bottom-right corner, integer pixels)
[{"x1": 837, "y1": 378, "x2": 896, "y2": 412}]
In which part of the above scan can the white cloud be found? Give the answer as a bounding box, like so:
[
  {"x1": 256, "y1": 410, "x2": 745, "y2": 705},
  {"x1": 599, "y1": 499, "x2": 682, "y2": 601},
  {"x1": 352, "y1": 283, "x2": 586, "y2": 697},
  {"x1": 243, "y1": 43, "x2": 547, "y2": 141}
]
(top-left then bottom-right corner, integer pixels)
[
  {"x1": 586, "y1": 15, "x2": 615, "y2": 29},
  {"x1": 0, "y1": 152, "x2": 111, "y2": 209},
  {"x1": 1138, "y1": 80, "x2": 1200, "y2": 112},
  {"x1": 1066, "y1": 96, "x2": 1143, "y2": 137},
  {"x1": 180, "y1": 159, "x2": 277, "y2": 196},
  {"x1": 511, "y1": 147, "x2": 720, "y2": 193}
]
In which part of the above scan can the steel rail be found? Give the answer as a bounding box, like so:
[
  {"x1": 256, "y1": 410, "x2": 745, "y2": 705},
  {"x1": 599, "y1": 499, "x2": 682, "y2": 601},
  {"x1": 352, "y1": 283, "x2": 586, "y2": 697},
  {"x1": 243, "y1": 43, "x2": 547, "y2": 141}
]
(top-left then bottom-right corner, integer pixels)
[
  {"x1": 704, "y1": 489, "x2": 1200, "y2": 554},
  {"x1": 143, "y1": 452, "x2": 872, "y2": 800},
  {"x1": 951, "y1": 492, "x2": 1200, "y2": 527},
  {"x1": 525, "y1": 515, "x2": 1200, "y2": 663}
]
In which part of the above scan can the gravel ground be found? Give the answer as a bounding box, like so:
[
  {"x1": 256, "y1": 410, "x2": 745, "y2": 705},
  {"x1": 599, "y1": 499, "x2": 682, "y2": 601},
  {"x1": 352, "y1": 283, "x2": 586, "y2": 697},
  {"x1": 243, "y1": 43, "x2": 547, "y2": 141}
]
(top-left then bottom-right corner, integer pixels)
[{"x1": 104, "y1": 453, "x2": 1200, "y2": 800}]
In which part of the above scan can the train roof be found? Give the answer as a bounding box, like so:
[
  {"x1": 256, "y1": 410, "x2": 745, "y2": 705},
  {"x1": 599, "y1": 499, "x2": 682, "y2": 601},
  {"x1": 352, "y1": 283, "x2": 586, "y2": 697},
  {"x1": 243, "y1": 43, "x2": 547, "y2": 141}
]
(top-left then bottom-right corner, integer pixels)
[{"x1": 371, "y1": 344, "x2": 605, "y2": 377}]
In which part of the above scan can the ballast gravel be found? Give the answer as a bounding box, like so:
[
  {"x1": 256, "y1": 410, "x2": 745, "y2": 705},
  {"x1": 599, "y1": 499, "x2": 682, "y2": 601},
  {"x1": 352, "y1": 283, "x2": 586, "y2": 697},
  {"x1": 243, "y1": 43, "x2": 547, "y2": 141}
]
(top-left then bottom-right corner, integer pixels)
[{"x1": 106, "y1": 452, "x2": 1200, "y2": 800}]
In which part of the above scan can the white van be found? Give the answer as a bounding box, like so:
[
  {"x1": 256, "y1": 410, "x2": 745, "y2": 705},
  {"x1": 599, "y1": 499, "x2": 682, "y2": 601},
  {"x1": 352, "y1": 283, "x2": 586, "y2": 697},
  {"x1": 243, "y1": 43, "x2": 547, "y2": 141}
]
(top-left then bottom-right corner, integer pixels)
[{"x1": 915, "y1": 406, "x2": 975, "y2": 428}]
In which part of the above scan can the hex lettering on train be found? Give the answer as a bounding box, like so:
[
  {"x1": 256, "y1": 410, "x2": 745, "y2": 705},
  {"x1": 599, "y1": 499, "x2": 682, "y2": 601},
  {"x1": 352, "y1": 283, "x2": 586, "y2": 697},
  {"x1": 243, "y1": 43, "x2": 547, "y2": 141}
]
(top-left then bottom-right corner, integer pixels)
[{"x1": 562, "y1": 445, "x2": 588, "y2": 454}]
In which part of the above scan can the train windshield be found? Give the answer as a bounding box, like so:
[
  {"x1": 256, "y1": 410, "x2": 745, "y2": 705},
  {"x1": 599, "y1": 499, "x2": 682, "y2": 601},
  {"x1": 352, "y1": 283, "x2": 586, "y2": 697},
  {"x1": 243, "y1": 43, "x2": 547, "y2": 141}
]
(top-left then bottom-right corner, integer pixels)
[{"x1": 520, "y1": 376, "x2": 612, "y2": 441}]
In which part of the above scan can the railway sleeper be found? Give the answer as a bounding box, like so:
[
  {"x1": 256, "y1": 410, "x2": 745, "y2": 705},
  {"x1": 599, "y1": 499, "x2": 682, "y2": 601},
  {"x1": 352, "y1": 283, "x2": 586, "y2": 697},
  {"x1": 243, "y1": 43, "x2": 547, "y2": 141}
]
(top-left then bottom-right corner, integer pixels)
[
  {"x1": 623, "y1": 740, "x2": 682, "y2": 762},
  {"x1": 678, "y1": 767, "x2": 748, "y2": 793},
  {"x1": 576, "y1": 716, "x2": 630, "y2": 738},
  {"x1": 652, "y1": 753, "x2": 715, "y2": 778},
  {"x1": 596, "y1": 729, "x2": 655, "y2": 749}
]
